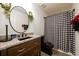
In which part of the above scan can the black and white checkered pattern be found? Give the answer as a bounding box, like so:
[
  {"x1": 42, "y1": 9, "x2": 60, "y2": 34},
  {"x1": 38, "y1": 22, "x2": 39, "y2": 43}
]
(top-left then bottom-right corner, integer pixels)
[{"x1": 45, "y1": 9, "x2": 75, "y2": 55}]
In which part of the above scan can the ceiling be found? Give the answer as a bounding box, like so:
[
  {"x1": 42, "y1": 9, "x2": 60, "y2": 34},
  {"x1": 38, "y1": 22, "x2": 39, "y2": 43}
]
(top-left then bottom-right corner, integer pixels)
[{"x1": 37, "y1": 3, "x2": 73, "y2": 16}]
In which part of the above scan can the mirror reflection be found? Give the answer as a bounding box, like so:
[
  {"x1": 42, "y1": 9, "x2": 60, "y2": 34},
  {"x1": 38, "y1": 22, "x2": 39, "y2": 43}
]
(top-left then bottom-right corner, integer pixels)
[{"x1": 9, "y1": 6, "x2": 29, "y2": 33}]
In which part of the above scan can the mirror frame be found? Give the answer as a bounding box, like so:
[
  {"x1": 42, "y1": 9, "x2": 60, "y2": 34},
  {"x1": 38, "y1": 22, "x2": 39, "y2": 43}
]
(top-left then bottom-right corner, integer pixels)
[{"x1": 9, "y1": 6, "x2": 29, "y2": 33}]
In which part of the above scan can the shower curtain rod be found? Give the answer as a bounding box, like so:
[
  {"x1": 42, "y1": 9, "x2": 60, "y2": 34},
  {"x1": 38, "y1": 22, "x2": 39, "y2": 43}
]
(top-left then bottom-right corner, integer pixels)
[{"x1": 44, "y1": 9, "x2": 75, "y2": 19}]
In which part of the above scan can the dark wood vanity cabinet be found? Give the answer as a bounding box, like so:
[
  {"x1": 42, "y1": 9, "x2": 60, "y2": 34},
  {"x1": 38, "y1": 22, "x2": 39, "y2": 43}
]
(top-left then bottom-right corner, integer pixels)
[{"x1": 0, "y1": 37, "x2": 41, "y2": 56}]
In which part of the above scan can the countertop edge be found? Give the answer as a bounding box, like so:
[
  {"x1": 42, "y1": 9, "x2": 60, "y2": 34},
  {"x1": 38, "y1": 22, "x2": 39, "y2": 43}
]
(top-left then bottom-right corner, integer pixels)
[{"x1": 0, "y1": 35, "x2": 41, "y2": 51}]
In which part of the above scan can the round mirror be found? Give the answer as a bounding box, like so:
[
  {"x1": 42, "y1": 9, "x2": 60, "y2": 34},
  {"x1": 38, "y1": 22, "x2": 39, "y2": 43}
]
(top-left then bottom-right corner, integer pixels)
[{"x1": 9, "y1": 6, "x2": 29, "y2": 33}]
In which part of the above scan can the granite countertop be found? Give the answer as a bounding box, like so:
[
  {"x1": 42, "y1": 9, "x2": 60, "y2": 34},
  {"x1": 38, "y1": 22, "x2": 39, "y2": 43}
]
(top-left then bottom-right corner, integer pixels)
[{"x1": 0, "y1": 35, "x2": 41, "y2": 51}]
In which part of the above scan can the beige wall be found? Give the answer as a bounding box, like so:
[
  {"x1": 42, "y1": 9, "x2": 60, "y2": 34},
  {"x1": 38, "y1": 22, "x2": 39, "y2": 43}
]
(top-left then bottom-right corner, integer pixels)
[
  {"x1": 27, "y1": 3, "x2": 47, "y2": 35},
  {"x1": 72, "y1": 3, "x2": 79, "y2": 56},
  {"x1": 0, "y1": 3, "x2": 47, "y2": 36}
]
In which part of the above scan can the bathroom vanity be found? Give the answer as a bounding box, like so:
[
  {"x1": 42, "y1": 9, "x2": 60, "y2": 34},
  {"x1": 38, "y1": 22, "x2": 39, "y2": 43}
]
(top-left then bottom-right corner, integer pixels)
[
  {"x1": 0, "y1": 5, "x2": 41, "y2": 56},
  {"x1": 0, "y1": 35, "x2": 41, "y2": 56}
]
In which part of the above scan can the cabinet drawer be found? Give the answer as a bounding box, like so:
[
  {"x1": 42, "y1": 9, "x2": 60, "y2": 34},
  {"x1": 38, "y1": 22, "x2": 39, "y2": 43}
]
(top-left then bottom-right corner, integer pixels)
[
  {"x1": 17, "y1": 46, "x2": 39, "y2": 56},
  {"x1": 7, "y1": 39, "x2": 40, "y2": 56}
]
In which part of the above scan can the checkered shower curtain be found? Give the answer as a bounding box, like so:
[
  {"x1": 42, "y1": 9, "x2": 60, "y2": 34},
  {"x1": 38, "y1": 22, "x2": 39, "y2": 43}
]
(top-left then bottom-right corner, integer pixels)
[{"x1": 44, "y1": 9, "x2": 75, "y2": 55}]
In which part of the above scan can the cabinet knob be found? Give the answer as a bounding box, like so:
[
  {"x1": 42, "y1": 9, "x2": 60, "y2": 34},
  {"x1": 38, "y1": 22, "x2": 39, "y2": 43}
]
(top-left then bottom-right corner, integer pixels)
[{"x1": 18, "y1": 48, "x2": 26, "y2": 52}]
